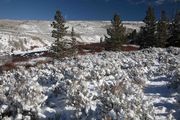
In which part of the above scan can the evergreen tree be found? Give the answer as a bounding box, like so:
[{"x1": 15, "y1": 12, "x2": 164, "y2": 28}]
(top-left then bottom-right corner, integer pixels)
[
  {"x1": 128, "y1": 29, "x2": 137, "y2": 44},
  {"x1": 139, "y1": 5, "x2": 157, "y2": 48},
  {"x1": 70, "y1": 27, "x2": 78, "y2": 56},
  {"x1": 157, "y1": 10, "x2": 169, "y2": 47},
  {"x1": 136, "y1": 28, "x2": 144, "y2": 46},
  {"x1": 51, "y1": 10, "x2": 69, "y2": 58},
  {"x1": 51, "y1": 10, "x2": 68, "y2": 40},
  {"x1": 168, "y1": 11, "x2": 180, "y2": 47},
  {"x1": 71, "y1": 27, "x2": 76, "y2": 42},
  {"x1": 105, "y1": 14, "x2": 126, "y2": 51}
]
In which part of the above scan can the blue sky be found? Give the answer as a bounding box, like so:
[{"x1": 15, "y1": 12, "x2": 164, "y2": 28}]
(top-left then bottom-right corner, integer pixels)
[{"x1": 0, "y1": 0, "x2": 178, "y2": 21}]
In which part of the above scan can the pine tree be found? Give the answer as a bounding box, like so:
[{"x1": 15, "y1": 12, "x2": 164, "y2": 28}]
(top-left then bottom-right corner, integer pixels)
[
  {"x1": 51, "y1": 10, "x2": 69, "y2": 58},
  {"x1": 168, "y1": 11, "x2": 180, "y2": 47},
  {"x1": 105, "y1": 14, "x2": 126, "y2": 51},
  {"x1": 128, "y1": 29, "x2": 137, "y2": 44},
  {"x1": 71, "y1": 27, "x2": 76, "y2": 42},
  {"x1": 157, "y1": 10, "x2": 169, "y2": 47},
  {"x1": 70, "y1": 27, "x2": 78, "y2": 56},
  {"x1": 51, "y1": 10, "x2": 68, "y2": 40},
  {"x1": 139, "y1": 5, "x2": 157, "y2": 48}
]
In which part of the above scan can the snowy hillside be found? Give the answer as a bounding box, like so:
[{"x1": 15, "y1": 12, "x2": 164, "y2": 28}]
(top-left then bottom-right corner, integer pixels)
[
  {"x1": 0, "y1": 47, "x2": 179, "y2": 120},
  {"x1": 0, "y1": 20, "x2": 144, "y2": 53}
]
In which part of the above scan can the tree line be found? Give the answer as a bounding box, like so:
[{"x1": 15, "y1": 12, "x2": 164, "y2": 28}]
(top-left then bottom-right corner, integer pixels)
[
  {"x1": 132, "y1": 5, "x2": 180, "y2": 49},
  {"x1": 51, "y1": 5, "x2": 180, "y2": 58}
]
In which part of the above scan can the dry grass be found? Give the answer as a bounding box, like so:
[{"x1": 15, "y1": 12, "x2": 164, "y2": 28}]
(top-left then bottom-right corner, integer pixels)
[
  {"x1": 0, "y1": 43, "x2": 139, "y2": 72},
  {"x1": 0, "y1": 62, "x2": 16, "y2": 72}
]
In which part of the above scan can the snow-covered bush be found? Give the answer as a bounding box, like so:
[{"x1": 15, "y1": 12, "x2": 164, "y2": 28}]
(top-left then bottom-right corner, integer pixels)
[
  {"x1": 0, "y1": 47, "x2": 179, "y2": 119},
  {"x1": 0, "y1": 69, "x2": 47, "y2": 120},
  {"x1": 170, "y1": 68, "x2": 180, "y2": 89}
]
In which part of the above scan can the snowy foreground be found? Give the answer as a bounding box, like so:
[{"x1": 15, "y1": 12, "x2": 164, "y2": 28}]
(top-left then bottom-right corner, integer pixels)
[{"x1": 0, "y1": 47, "x2": 180, "y2": 120}]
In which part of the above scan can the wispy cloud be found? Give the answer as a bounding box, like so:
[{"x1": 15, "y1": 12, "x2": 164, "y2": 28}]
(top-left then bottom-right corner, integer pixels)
[
  {"x1": 155, "y1": 0, "x2": 176, "y2": 5},
  {"x1": 82, "y1": 0, "x2": 172, "y2": 5},
  {"x1": 127, "y1": 0, "x2": 172, "y2": 5},
  {"x1": 128, "y1": 0, "x2": 145, "y2": 4},
  {"x1": 155, "y1": 0, "x2": 165, "y2": 4}
]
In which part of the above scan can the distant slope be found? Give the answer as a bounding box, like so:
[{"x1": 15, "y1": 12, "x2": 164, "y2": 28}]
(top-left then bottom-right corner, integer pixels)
[{"x1": 0, "y1": 20, "x2": 144, "y2": 53}]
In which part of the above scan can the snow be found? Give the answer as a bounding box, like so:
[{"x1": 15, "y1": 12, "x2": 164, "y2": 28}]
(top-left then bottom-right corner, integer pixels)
[
  {"x1": 14, "y1": 57, "x2": 52, "y2": 67},
  {"x1": 0, "y1": 47, "x2": 179, "y2": 119},
  {"x1": 0, "y1": 19, "x2": 179, "y2": 120},
  {"x1": 12, "y1": 47, "x2": 48, "y2": 56},
  {"x1": 0, "y1": 20, "x2": 143, "y2": 53},
  {"x1": 144, "y1": 76, "x2": 178, "y2": 120}
]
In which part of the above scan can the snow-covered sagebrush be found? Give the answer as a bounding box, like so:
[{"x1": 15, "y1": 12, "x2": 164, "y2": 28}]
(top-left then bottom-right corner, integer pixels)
[{"x1": 0, "y1": 47, "x2": 179, "y2": 120}]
